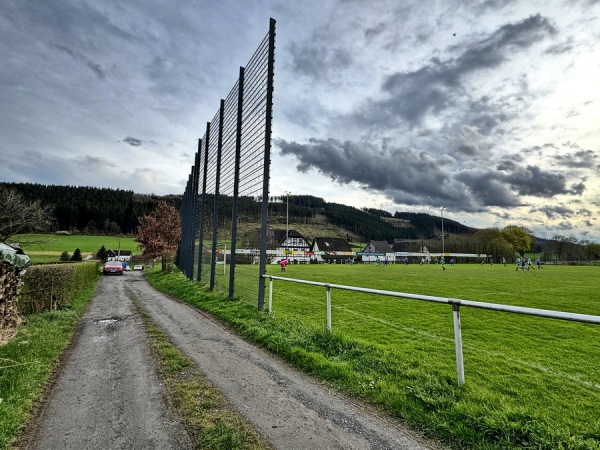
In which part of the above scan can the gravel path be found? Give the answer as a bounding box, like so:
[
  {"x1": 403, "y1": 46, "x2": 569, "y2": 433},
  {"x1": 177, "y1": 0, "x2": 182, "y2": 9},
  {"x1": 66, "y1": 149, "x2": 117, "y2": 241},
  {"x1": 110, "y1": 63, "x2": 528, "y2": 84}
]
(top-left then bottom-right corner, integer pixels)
[
  {"x1": 23, "y1": 271, "x2": 443, "y2": 450},
  {"x1": 22, "y1": 271, "x2": 193, "y2": 450}
]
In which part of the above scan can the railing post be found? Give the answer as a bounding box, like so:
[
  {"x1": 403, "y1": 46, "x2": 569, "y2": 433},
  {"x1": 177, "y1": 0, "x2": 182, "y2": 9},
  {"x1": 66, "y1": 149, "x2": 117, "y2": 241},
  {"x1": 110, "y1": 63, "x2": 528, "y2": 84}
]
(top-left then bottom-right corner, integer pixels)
[
  {"x1": 451, "y1": 302, "x2": 465, "y2": 386},
  {"x1": 268, "y1": 277, "x2": 273, "y2": 314},
  {"x1": 326, "y1": 285, "x2": 331, "y2": 331}
]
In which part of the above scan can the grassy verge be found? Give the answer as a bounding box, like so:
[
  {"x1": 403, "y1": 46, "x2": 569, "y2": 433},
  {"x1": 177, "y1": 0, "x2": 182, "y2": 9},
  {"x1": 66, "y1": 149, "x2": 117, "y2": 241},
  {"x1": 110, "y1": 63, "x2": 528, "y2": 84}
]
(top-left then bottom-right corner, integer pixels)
[
  {"x1": 0, "y1": 277, "x2": 99, "y2": 449},
  {"x1": 132, "y1": 300, "x2": 274, "y2": 450},
  {"x1": 146, "y1": 265, "x2": 600, "y2": 450}
]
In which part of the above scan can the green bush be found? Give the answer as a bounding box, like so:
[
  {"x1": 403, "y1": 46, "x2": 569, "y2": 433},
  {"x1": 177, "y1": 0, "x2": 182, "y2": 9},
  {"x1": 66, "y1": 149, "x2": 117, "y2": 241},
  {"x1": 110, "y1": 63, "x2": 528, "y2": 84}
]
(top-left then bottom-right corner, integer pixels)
[
  {"x1": 18, "y1": 262, "x2": 98, "y2": 314},
  {"x1": 70, "y1": 248, "x2": 82, "y2": 261}
]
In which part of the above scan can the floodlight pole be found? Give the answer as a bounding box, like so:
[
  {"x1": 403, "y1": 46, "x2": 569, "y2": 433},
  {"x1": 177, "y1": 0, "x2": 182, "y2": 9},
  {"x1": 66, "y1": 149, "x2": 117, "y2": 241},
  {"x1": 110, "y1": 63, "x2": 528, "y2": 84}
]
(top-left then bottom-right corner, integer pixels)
[
  {"x1": 440, "y1": 207, "x2": 446, "y2": 265},
  {"x1": 285, "y1": 191, "x2": 291, "y2": 259}
]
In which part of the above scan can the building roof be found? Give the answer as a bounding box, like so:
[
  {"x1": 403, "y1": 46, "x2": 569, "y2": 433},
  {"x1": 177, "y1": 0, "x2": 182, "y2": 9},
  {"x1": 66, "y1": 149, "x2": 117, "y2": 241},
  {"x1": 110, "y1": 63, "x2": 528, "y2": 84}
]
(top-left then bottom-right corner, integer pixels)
[
  {"x1": 271, "y1": 228, "x2": 307, "y2": 245},
  {"x1": 363, "y1": 240, "x2": 393, "y2": 253},
  {"x1": 312, "y1": 237, "x2": 352, "y2": 253},
  {"x1": 107, "y1": 249, "x2": 132, "y2": 256}
]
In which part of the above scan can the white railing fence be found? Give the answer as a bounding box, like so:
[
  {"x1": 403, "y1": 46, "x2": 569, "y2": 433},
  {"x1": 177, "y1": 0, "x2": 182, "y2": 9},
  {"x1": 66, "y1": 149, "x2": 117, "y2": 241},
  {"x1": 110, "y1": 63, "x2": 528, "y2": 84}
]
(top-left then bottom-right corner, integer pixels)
[{"x1": 263, "y1": 275, "x2": 600, "y2": 386}]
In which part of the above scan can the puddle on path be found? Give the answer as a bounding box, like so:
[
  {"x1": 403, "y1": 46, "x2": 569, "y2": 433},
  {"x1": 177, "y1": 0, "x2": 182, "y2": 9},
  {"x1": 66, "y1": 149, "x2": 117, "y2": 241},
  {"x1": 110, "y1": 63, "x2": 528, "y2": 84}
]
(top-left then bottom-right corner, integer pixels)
[{"x1": 96, "y1": 317, "x2": 121, "y2": 325}]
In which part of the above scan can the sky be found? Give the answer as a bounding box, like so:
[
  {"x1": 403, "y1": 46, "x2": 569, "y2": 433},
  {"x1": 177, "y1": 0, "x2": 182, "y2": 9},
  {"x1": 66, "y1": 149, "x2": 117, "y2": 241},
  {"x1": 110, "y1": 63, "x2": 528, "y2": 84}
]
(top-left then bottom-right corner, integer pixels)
[{"x1": 1, "y1": 0, "x2": 599, "y2": 242}]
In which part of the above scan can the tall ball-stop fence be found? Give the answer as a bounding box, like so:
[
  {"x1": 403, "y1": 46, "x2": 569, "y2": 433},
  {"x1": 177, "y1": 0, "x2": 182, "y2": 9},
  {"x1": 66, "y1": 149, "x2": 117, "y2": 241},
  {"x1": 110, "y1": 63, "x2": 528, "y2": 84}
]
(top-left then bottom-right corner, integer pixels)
[{"x1": 177, "y1": 19, "x2": 275, "y2": 309}]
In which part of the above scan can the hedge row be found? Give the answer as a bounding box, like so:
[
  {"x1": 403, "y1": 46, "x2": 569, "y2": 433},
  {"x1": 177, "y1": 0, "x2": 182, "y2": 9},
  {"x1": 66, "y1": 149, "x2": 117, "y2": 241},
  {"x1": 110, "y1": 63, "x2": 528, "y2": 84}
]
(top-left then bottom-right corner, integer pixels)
[{"x1": 19, "y1": 262, "x2": 99, "y2": 314}]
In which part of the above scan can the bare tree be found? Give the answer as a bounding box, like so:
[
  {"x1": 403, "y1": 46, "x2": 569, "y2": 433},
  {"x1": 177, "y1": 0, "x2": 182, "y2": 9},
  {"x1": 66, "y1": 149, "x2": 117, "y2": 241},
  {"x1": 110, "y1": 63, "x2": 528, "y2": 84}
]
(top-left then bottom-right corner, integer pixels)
[
  {"x1": 0, "y1": 188, "x2": 53, "y2": 242},
  {"x1": 135, "y1": 201, "x2": 181, "y2": 272}
]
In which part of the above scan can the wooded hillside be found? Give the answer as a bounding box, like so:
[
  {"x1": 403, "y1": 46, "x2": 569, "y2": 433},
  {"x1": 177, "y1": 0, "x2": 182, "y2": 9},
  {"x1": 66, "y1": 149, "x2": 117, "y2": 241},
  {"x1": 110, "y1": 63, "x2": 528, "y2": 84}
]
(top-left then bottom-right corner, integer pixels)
[
  {"x1": 0, "y1": 182, "x2": 179, "y2": 235},
  {"x1": 1, "y1": 183, "x2": 473, "y2": 242}
]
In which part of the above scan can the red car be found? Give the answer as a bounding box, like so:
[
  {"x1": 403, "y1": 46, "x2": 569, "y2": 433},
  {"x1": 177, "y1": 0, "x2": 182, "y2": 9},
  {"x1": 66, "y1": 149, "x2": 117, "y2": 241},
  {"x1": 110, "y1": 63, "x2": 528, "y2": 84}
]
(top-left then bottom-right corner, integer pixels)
[{"x1": 103, "y1": 261, "x2": 124, "y2": 275}]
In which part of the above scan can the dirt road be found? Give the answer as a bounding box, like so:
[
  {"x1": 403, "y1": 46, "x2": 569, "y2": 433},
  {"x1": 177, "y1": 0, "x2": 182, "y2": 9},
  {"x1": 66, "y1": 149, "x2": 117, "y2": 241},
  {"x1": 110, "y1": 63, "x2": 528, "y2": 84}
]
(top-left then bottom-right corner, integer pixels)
[{"x1": 23, "y1": 272, "x2": 441, "y2": 449}]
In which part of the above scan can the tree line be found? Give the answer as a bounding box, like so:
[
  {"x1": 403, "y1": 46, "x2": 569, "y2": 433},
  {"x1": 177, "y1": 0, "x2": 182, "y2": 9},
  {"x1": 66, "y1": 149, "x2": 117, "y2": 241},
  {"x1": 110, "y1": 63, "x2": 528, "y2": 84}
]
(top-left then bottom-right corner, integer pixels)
[
  {"x1": 2, "y1": 183, "x2": 597, "y2": 263},
  {"x1": 0, "y1": 182, "x2": 180, "y2": 235}
]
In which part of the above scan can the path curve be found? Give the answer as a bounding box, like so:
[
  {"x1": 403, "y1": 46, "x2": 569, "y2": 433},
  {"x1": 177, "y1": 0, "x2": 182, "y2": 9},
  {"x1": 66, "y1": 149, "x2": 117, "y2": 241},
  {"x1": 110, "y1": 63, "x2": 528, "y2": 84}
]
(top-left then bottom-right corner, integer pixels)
[
  {"x1": 127, "y1": 272, "x2": 441, "y2": 450},
  {"x1": 23, "y1": 271, "x2": 443, "y2": 450}
]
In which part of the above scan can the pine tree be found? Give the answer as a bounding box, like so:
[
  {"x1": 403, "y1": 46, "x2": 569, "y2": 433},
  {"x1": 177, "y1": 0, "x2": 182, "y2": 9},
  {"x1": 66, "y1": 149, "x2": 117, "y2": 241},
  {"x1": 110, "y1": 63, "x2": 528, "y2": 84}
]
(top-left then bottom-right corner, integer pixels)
[
  {"x1": 96, "y1": 245, "x2": 108, "y2": 262},
  {"x1": 71, "y1": 248, "x2": 82, "y2": 261}
]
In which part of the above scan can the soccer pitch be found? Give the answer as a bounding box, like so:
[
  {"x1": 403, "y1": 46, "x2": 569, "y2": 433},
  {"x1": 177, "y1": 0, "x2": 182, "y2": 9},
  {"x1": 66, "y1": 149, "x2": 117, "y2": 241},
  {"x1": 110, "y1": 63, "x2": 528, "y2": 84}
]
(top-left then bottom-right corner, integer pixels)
[{"x1": 226, "y1": 262, "x2": 599, "y2": 445}]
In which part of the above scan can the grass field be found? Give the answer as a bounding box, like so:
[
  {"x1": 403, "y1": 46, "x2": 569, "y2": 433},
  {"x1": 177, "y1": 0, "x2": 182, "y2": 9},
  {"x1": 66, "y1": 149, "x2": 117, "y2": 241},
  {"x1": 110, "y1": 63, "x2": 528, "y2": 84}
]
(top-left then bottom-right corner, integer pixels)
[
  {"x1": 10, "y1": 234, "x2": 139, "y2": 263},
  {"x1": 154, "y1": 262, "x2": 600, "y2": 449}
]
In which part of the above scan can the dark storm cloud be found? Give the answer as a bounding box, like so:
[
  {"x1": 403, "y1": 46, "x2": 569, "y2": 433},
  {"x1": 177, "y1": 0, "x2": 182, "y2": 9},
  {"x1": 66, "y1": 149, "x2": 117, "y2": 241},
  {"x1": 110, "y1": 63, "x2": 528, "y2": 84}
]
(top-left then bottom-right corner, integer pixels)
[
  {"x1": 362, "y1": 14, "x2": 556, "y2": 128},
  {"x1": 451, "y1": 126, "x2": 488, "y2": 156},
  {"x1": 277, "y1": 137, "x2": 466, "y2": 201},
  {"x1": 277, "y1": 129, "x2": 578, "y2": 212},
  {"x1": 454, "y1": 171, "x2": 523, "y2": 207},
  {"x1": 277, "y1": 137, "x2": 512, "y2": 211},
  {"x1": 553, "y1": 149, "x2": 598, "y2": 168},
  {"x1": 555, "y1": 221, "x2": 574, "y2": 231},
  {"x1": 123, "y1": 137, "x2": 142, "y2": 147},
  {"x1": 496, "y1": 159, "x2": 518, "y2": 171},
  {"x1": 532, "y1": 204, "x2": 575, "y2": 219},
  {"x1": 497, "y1": 165, "x2": 568, "y2": 197},
  {"x1": 460, "y1": 96, "x2": 515, "y2": 136},
  {"x1": 277, "y1": 138, "x2": 448, "y2": 190},
  {"x1": 570, "y1": 181, "x2": 586, "y2": 195}
]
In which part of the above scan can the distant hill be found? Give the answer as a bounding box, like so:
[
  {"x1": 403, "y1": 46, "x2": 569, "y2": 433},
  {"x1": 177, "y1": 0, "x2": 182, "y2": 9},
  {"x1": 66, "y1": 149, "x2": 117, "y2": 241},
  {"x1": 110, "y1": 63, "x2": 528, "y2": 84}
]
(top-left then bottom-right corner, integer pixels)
[
  {"x1": 1, "y1": 182, "x2": 475, "y2": 242},
  {"x1": 0, "y1": 182, "x2": 179, "y2": 235}
]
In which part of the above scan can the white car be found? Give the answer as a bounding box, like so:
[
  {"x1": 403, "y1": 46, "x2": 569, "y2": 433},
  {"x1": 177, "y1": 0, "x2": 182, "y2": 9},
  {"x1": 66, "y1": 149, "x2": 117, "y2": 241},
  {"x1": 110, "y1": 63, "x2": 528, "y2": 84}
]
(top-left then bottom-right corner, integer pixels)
[{"x1": 133, "y1": 264, "x2": 144, "y2": 271}]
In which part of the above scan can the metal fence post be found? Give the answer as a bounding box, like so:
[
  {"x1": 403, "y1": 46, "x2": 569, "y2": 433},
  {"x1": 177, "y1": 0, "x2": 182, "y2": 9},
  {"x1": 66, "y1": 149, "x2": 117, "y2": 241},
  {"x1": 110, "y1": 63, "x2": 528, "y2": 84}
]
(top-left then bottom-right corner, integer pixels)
[
  {"x1": 189, "y1": 144, "x2": 201, "y2": 279},
  {"x1": 452, "y1": 302, "x2": 465, "y2": 386},
  {"x1": 326, "y1": 285, "x2": 331, "y2": 331},
  {"x1": 257, "y1": 18, "x2": 276, "y2": 310},
  {"x1": 228, "y1": 66, "x2": 244, "y2": 299},
  {"x1": 196, "y1": 124, "x2": 210, "y2": 282},
  {"x1": 268, "y1": 277, "x2": 273, "y2": 314},
  {"x1": 210, "y1": 100, "x2": 225, "y2": 291}
]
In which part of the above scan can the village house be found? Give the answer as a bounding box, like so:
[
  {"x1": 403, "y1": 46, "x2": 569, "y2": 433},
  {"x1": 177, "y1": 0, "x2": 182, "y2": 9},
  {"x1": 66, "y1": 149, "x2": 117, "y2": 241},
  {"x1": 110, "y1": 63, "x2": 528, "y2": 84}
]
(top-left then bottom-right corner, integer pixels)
[
  {"x1": 310, "y1": 237, "x2": 353, "y2": 264},
  {"x1": 271, "y1": 228, "x2": 310, "y2": 258},
  {"x1": 106, "y1": 249, "x2": 132, "y2": 262},
  {"x1": 240, "y1": 228, "x2": 311, "y2": 263},
  {"x1": 361, "y1": 240, "x2": 394, "y2": 263}
]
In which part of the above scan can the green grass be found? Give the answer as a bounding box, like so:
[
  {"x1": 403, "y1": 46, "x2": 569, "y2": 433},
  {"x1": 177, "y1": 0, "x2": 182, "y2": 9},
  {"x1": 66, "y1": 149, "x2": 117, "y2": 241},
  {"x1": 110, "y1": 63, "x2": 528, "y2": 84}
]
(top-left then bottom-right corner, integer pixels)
[
  {"x1": 0, "y1": 277, "x2": 98, "y2": 449},
  {"x1": 147, "y1": 263, "x2": 600, "y2": 449},
  {"x1": 10, "y1": 234, "x2": 139, "y2": 264}
]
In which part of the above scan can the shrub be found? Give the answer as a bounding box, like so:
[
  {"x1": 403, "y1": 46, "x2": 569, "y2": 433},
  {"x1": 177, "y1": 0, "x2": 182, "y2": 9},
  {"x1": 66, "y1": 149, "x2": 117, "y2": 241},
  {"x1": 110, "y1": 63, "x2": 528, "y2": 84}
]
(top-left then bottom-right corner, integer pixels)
[
  {"x1": 70, "y1": 248, "x2": 82, "y2": 261},
  {"x1": 18, "y1": 262, "x2": 98, "y2": 313}
]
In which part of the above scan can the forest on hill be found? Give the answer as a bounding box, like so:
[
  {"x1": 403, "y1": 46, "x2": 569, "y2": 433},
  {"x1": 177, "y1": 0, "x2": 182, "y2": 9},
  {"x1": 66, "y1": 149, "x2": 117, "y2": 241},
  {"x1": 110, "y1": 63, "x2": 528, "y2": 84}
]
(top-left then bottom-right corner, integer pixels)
[
  {"x1": 4, "y1": 183, "x2": 598, "y2": 262},
  {"x1": 1, "y1": 183, "x2": 472, "y2": 243},
  {"x1": 0, "y1": 182, "x2": 180, "y2": 235}
]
